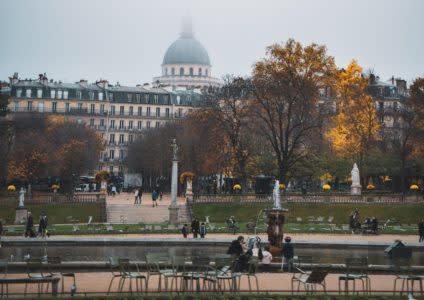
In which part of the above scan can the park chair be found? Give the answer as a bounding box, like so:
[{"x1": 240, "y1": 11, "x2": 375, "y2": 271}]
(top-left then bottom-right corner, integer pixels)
[
  {"x1": 235, "y1": 257, "x2": 259, "y2": 293},
  {"x1": 338, "y1": 257, "x2": 370, "y2": 295},
  {"x1": 393, "y1": 258, "x2": 423, "y2": 296},
  {"x1": 166, "y1": 256, "x2": 189, "y2": 292},
  {"x1": 182, "y1": 256, "x2": 211, "y2": 292},
  {"x1": 46, "y1": 256, "x2": 76, "y2": 295},
  {"x1": 117, "y1": 258, "x2": 147, "y2": 294},
  {"x1": 145, "y1": 254, "x2": 172, "y2": 292},
  {"x1": 204, "y1": 257, "x2": 237, "y2": 292},
  {"x1": 24, "y1": 258, "x2": 52, "y2": 296},
  {"x1": 0, "y1": 259, "x2": 8, "y2": 297},
  {"x1": 292, "y1": 268, "x2": 328, "y2": 294},
  {"x1": 107, "y1": 257, "x2": 121, "y2": 295}
]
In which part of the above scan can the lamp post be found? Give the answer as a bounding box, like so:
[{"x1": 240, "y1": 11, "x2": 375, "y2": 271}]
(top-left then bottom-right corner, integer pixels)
[{"x1": 169, "y1": 138, "x2": 179, "y2": 224}]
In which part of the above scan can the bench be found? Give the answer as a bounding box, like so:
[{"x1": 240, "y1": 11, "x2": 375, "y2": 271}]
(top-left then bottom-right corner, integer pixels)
[{"x1": 0, "y1": 276, "x2": 60, "y2": 296}]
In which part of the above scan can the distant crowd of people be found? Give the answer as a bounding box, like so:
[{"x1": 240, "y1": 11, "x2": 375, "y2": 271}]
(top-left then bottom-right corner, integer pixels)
[
  {"x1": 182, "y1": 217, "x2": 207, "y2": 238},
  {"x1": 349, "y1": 209, "x2": 378, "y2": 234}
]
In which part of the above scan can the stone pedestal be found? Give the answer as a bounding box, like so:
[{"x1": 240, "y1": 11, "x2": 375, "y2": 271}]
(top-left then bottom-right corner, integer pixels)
[
  {"x1": 15, "y1": 207, "x2": 28, "y2": 224},
  {"x1": 169, "y1": 205, "x2": 180, "y2": 225},
  {"x1": 351, "y1": 184, "x2": 362, "y2": 196},
  {"x1": 265, "y1": 208, "x2": 288, "y2": 255}
]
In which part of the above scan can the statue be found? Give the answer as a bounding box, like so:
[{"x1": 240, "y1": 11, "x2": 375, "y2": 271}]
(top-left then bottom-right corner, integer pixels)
[
  {"x1": 351, "y1": 163, "x2": 362, "y2": 195},
  {"x1": 171, "y1": 138, "x2": 178, "y2": 161},
  {"x1": 272, "y1": 180, "x2": 281, "y2": 210},
  {"x1": 18, "y1": 187, "x2": 26, "y2": 208},
  {"x1": 186, "y1": 177, "x2": 193, "y2": 196}
]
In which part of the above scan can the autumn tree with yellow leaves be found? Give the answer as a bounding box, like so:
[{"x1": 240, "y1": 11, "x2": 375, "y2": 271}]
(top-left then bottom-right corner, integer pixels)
[{"x1": 326, "y1": 61, "x2": 380, "y2": 181}]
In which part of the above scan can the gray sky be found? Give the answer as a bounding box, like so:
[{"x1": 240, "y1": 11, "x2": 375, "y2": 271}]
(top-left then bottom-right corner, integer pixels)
[{"x1": 1, "y1": 0, "x2": 423, "y2": 86}]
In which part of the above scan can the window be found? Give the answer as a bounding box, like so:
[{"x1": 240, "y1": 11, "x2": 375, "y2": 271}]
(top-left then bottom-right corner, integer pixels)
[
  {"x1": 108, "y1": 93, "x2": 113, "y2": 101},
  {"x1": 138, "y1": 121, "x2": 142, "y2": 130},
  {"x1": 109, "y1": 166, "x2": 113, "y2": 172},
  {"x1": 89, "y1": 91, "x2": 94, "y2": 100},
  {"x1": 78, "y1": 103, "x2": 83, "y2": 111},
  {"x1": 52, "y1": 102, "x2": 57, "y2": 112},
  {"x1": 119, "y1": 150, "x2": 124, "y2": 159},
  {"x1": 76, "y1": 90, "x2": 82, "y2": 99},
  {"x1": 110, "y1": 105, "x2": 115, "y2": 115},
  {"x1": 128, "y1": 134, "x2": 134, "y2": 143},
  {"x1": 178, "y1": 108, "x2": 183, "y2": 117},
  {"x1": 37, "y1": 89, "x2": 42, "y2": 98},
  {"x1": 156, "y1": 107, "x2": 160, "y2": 117},
  {"x1": 147, "y1": 107, "x2": 151, "y2": 117},
  {"x1": 120, "y1": 106, "x2": 124, "y2": 115},
  {"x1": 65, "y1": 103, "x2": 70, "y2": 112},
  {"x1": 165, "y1": 108, "x2": 170, "y2": 117},
  {"x1": 63, "y1": 90, "x2": 68, "y2": 99},
  {"x1": 171, "y1": 67, "x2": 175, "y2": 75},
  {"x1": 198, "y1": 68, "x2": 202, "y2": 76},
  {"x1": 90, "y1": 104, "x2": 95, "y2": 114},
  {"x1": 128, "y1": 120, "x2": 133, "y2": 129},
  {"x1": 138, "y1": 107, "x2": 142, "y2": 116},
  {"x1": 127, "y1": 94, "x2": 132, "y2": 102},
  {"x1": 109, "y1": 149, "x2": 115, "y2": 159},
  {"x1": 90, "y1": 118, "x2": 95, "y2": 126},
  {"x1": 14, "y1": 101, "x2": 19, "y2": 112},
  {"x1": 165, "y1": 68, "x2": 168, "y2": 75},
  {"x1": 119, "y1": 134, "x2": 124, "y2": 144},
  {"x1": 100, "y1": 104, "x2": 105, "y2": 114},
  {"x1": 179, "y1": 67, "x2": 184, "y2": 76},
  {"x1": 110, "y1": 120, "x2": 115, "y2": 129},
  {"x1": 147, "y1": 121, "x2": 151, "y2": 129},
  {"x1": 189, "y1": 68, "x2": 193, "y2": 76},
  {"x1": 129, "y1": 106, "x2": 133, "y2": 116},
  {"x1": 50, "y1": 90, "x2": 56, "y2": 99},
  {"x1": 154, "y1": 95, "x2": 158, "y2": 103},
  {"x1": 109, "y1": 134, "x2": 115, "y2": 143},
  {"x1": 57, "y1": 90, "x2": 62, "y2": 99},
  {"x1": 27, "y1": 101, "x2": 33, "y2": 111},
  {"x1": 119, "y1": 120, "x2": 124, "y2": 129},
  {"x1": 136, "y1": 94, "x2": 141, "y2": 103},
  {"x1": 26, "y1": 89, "x2": 32, "y2": 98},
  {"x1": 16, "y1": 89, "x2": 22, "y2": 97},
  {"x1": 97, "y1": 92, "x2": 103, "y2": 101},
  {"x1": 37, "y1": 102, "x2": 44, "y2": 112},
  {"x1": 155, "y1": 121, "x2": 160, "y2": 128},
  {"x1": 100, "y1": 119, "x2": 105, "y2": 127}
]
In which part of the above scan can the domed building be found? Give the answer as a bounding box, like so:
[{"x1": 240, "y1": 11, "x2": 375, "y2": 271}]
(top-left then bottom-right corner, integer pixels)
[{"x1": 153, "y1": 17, "x2": 220, "y2": 89}]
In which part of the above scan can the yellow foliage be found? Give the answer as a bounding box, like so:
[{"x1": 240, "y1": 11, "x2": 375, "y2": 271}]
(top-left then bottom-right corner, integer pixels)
[
  {"x1": 319, "y1": 172, "x2": 334, "y2": 182},
  {"x1": 322, "y1": 184, "x2": 331, "y2": 190},
  {"x1": 233, "y1": 184, "x2": 241, "y2": 190},
  {"x1": 7, "y1": 185, "x2": 16, "y2": 191},
  {"x1": 179, "y1": 171, "x2": 195, "y2": 184},
  {"x1": 410, "y1": 184, "x2": 419, "y2": 190}
]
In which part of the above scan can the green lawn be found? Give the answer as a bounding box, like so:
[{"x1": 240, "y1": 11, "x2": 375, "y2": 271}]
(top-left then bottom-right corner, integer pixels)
[
  {"x1": 192, "y1": 203, "x2": 424, "y2": 225},
  {"x1": 0, "y1": 203, "x2": 104, "y2": 225}
]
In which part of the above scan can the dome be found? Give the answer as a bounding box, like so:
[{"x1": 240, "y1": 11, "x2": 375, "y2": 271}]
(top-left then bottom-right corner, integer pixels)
[{"x1": 162, "y1": 17, "x2": 210, "y2": 66}]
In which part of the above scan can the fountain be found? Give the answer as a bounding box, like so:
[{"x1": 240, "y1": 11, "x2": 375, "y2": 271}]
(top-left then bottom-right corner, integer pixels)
[{"x1": 265, "y1": 179, "x2": 288, "y2": 254}]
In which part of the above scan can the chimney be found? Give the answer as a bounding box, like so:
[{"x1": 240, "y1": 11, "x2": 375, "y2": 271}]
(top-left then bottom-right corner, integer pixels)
[
  {"x1": 391, "y1": 76, "x2": 395, "y2": 85},
  {"x1": 79, "y1": 79, "x2": 88, "y2": 87},
  {"x1": 395, "y1": 79, "x2": 407, "y2": 93},
  {"x1": 9, "y1": 72, "x2": 19, "y2": 85},
  {"x1": 97, "y1": 79, "x2": 109, "y2": 89}
]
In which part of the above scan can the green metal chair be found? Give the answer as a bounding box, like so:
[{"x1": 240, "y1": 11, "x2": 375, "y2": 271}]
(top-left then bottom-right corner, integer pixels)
[
  {"x1": 46, "y1": 256, "x2": 76, "y2": 295},
  {"x1": 107, "y1": 257, "x2": 121, "y2": 295},
  {"x1": 182, "y1": 256, "x2": 211, "y2": 292},
  {"x1": 204, "y1": 257, "x2": 237, "y2": 293},
  {"x1": 393, "y1": 258, "x2": 423, "y2": 296},
  {"x1": 0, "y1": 259, "x2": 8, "y2": 297},
  {"x1": 292, "y1": 268, "x2": 328, "y2": 294},
  {"x1": 145, "y1": 254, "x2": 172, "y2": 292},
  {"x1": 235, "y1": 257, "x2": 259, "y2": 293},
  {"x1": 24, "y1": 258, "x2": 52, "y2": 296},
  {"x1": 117, "y1": 258, "x2": 147, "y2": 294},
  {"x1": 338, "y1": 257, "x2": 370, "y2": 295}
]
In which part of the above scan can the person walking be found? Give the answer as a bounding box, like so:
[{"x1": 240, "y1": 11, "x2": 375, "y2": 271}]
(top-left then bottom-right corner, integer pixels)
[
  {"x1": 138, "y1": 187, "x2": 143, "y2": 204},
  {"x1": 25, "y1": 212, "x2": 34, "y2": 238},
  {"x1": 418, "y1": 219, "x2": 424, "y2": 242},
  {"x1": 134, "y1": 188, "x2": 139, "y2": 205},
  {"x1": 191, "y1": 217, "x2": 199, "y2": 238},
  {"x1": 151, "y1": 190, "x2": 159, "y2": 207},
  {"x1": 38, "y1": 213, "x2": 48, "y2": 238},
  {"x1": 282, "y1": 236, "x2": 294, "y2": 271},
  {"x1": 199, "y1": 222, "x2": 207, "y2": 238},
  {"x1": 182, "y1": 224, "x2": 189, "y2": 238},
  {"x1": 111, "y1": 185, "x2": 117, "y2": 197}
]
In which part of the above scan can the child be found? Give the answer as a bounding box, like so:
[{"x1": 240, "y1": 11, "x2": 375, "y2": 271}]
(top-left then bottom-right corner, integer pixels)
[
  {"x1": 199, "y1": 222, "x2": 207, "y2": 238},
  {"x1": 182, "y1": 224, "x2": 188, "y2": 238}
]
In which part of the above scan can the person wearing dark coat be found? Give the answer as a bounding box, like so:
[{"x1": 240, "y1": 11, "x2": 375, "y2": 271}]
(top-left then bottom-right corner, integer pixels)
[
  {"x1": 191, "y1": 218, "x2": 200, "y2": 238},
  {"x1": 282, "y1": 236, "x2": 294, "y2": 271},
  {"x1": 38, "y1": 213, "x2": 48, "y2": 238},
  {"x1": 227, "y1": 235, "x2": 244, "y2": 256},
  {"x1": 199, "y1": 222, "x2": 207, "y2": 238},
  {"x1": 182, "y1": 224, "x2": 189, "y2": 238},
  {"x1": 418, "y1": 219, "x2": 424, "y2": 243},
  {"x1": 25, "y1": 212, "x2": 34, "y2": 238}
]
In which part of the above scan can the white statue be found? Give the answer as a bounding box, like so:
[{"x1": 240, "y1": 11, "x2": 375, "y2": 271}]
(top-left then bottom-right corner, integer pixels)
[
  {"x1": 18, "y1": 187, "x2": 26, "y2": 208},
  {"x1": 272, "y1": 180, "x2": 281, "y2": 210},
  {"x1": 186, "y1": 177, "x2": 193, "y2": 196},
  {"x1": 351, "y1": 163, "x2": 362, "y2": 195}
]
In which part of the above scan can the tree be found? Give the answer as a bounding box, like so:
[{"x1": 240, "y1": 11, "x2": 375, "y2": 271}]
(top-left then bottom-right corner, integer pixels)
[
  {"x1": 326, "y1": 60, "x2": 380, "y2": 181},
  {"x1": 0, "y1": 92, "x2": 9, "y2": 117},
  {"x1": 251, "y1": 39, "x2": 337, "y2": 182}
]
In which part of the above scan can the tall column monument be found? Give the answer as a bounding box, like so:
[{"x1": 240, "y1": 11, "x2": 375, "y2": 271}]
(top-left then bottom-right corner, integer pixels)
[{"x1": 169, "y1": 139, "x2": 180, "y2": 224}]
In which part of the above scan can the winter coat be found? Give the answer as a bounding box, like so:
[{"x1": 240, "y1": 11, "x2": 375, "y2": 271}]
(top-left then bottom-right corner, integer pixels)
[{"x1": 282, "y1": 242, "x2": 294, "y2": 259}]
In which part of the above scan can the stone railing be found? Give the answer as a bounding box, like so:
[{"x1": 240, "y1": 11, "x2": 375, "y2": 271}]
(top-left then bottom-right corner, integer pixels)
[{"x1": 0, "y1": 192, "x2": 106, "y2": 205}]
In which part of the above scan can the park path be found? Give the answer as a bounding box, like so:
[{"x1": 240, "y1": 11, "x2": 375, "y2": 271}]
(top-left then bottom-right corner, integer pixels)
[{"x1": 106, "y1": 192, "x2": 189, "y2": 224}]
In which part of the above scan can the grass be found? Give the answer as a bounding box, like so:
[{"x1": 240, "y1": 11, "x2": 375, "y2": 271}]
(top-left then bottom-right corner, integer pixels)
[
  {"x1": 192, "y1": 203, "x2": 424, "y2": 225},
  {"x1": 0, "y1": 203, "x2": 104, "y2": 225}
]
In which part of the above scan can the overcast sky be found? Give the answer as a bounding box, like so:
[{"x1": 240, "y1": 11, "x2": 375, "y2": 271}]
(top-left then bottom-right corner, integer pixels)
[{"x1": 1, "y1": 0, "x2": 423, "y2": 86}]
